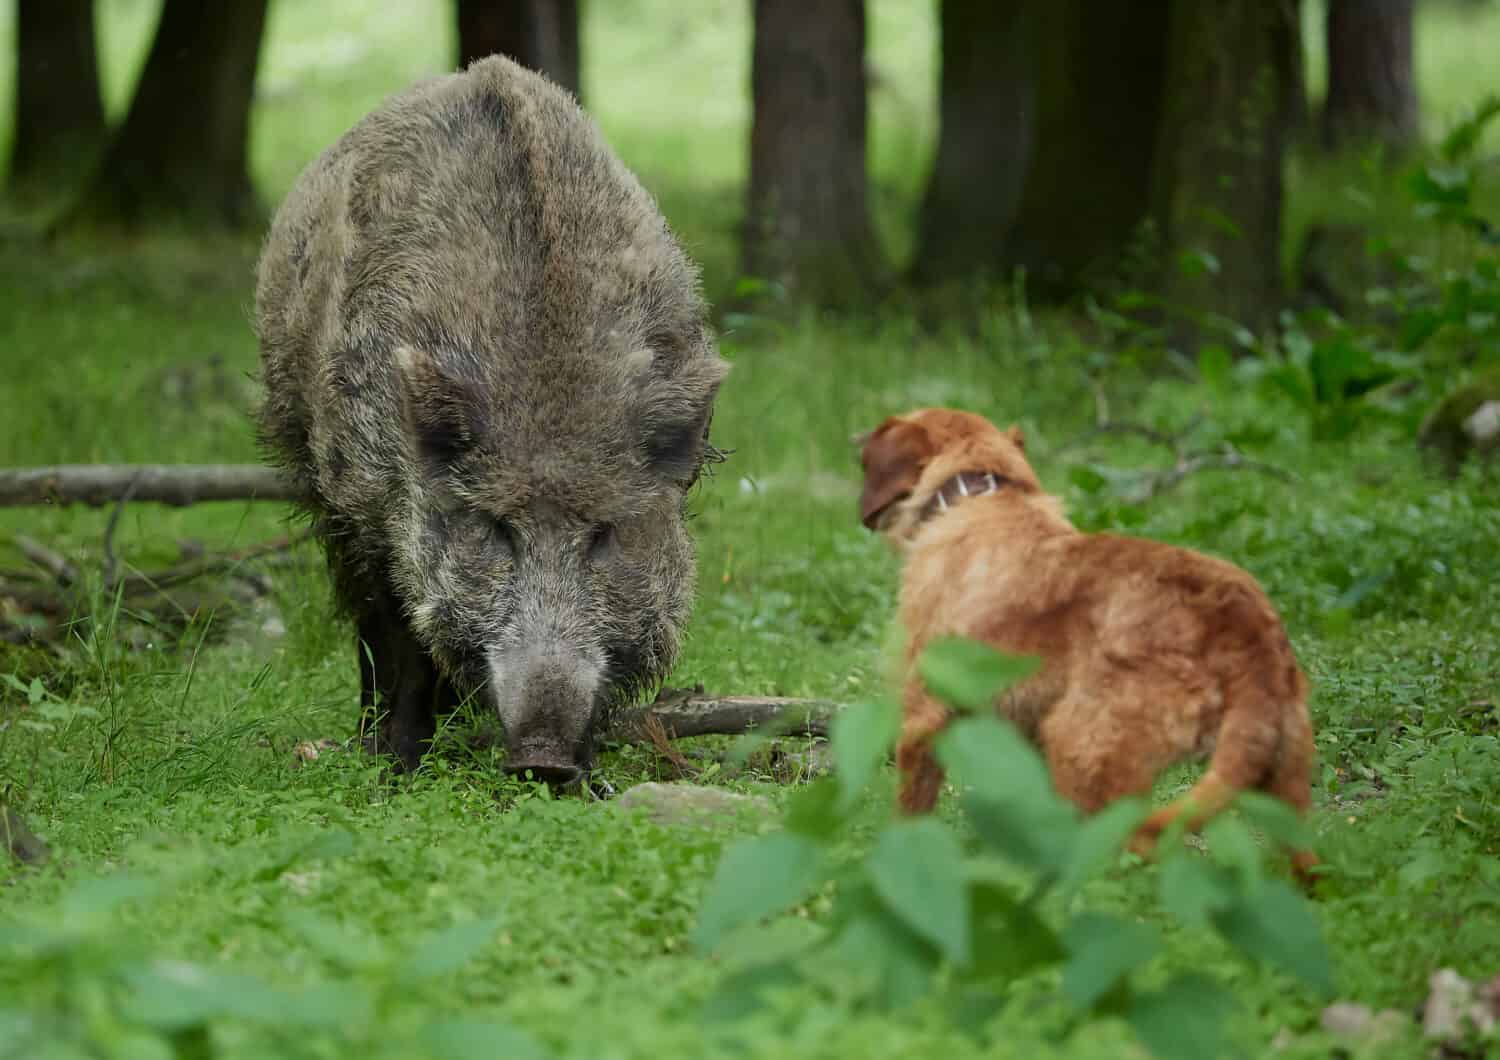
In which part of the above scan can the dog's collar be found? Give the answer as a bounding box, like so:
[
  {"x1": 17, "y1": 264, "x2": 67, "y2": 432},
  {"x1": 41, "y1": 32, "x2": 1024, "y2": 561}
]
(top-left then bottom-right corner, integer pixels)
[{"x1": 918, "y1": 470, "x2": 1010, "y2": 522}]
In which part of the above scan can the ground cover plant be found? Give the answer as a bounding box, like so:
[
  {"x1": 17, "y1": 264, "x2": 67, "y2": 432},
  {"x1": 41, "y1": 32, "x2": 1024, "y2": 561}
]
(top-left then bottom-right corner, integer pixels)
[{"x1": 3, "y1": 2, "x2": 1499, "y2": 1058}]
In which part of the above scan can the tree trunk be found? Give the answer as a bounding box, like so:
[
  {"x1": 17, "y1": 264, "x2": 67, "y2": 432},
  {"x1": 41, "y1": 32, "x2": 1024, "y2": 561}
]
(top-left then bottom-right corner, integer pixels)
[
  {"x1": 456, "y1": 0, "x2": 581, "y2": 99},
  {"x1": 910, "y1": 0, "x2": 1033, "y2": 285},
  {"x1": 743, "y1": 0, "x2": 883, "y2": 308},
  {"x1": 6, "y1": 0, "x2": 106, "y2": 205},
  {"x1": 1000, "y1": 0, "x2": 1172, "y2": 301},
  {"x1": 1322, "y1": 0, "x2": 1419, "y2": 153},
  {"x1": 64, "y1": 0, "x2": 269, "y2": 231},
  {"x1": 1152, "y1": 0, "x2": 1300, "y2": 338}
]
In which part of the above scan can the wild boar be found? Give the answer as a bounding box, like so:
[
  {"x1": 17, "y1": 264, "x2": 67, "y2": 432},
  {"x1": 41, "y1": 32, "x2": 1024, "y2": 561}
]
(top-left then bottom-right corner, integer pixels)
[{"x1": 254, "y1": 56, "x2": 728, "y2": 786}]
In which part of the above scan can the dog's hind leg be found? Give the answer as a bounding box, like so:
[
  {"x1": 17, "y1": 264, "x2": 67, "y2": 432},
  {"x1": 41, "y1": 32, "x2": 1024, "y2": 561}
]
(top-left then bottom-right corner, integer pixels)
[
  {"x1": 1260, "y1": 706, "x2": 1321, "y2": 887},
  {"x1": 1127, "y1": 695, "x2": 1287, "y2": 857},
  {"x1": 896, "y1": 686, "x2": 950, "y2": 813}
]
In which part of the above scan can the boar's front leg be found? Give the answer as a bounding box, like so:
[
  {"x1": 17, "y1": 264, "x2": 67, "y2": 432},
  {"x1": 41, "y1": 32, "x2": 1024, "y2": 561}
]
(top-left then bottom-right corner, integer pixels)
[{"x1": 355, "y1": 587, "x2": 442, "y2": 772}]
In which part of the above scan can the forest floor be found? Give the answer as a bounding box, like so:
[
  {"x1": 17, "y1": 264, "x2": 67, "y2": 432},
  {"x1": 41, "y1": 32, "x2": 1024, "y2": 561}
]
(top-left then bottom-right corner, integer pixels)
[{"x1": 2, "y1": 2, "x2": 1499, "y2": 1058}]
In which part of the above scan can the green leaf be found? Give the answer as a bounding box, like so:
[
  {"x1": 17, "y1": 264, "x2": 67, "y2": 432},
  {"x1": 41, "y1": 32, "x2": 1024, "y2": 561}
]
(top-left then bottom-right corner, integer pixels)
[
  {"x1": 275, "y1": 981, "x2": 374, "y2": 1028},
  {"x1": 1234, "y1": 792, "x2": 1313, "y2": 851},
  {"x1": 701, "y1": 959, "x2": 802, "y2": 1024},
  {"x1": 831, "y1": 698, "x2": 901, "y2": 814},
  {"x1": 1068, "y1": 465, "x2": 1108, "y2": 495},
  {"x1": 965, "y1": 880, "x2": 1063, "y2": 981},
  {"x1": 1177, "y1": 248, "x2": 1221, "y2": 278},
  {"x1": 1061, "y1": 913, "x2": 1161, "y2": 1011},
  {"x1": 1198, "y1": 344, "x2": 1233, "y2": 393},
  {"x1": 122, "y1": 960, "x2": 370, "y2": 1031},
  {"x1": 865, "y1": 820, "x2": 970, "y2": 966},
  {"x1": 693, "y1": 831, "x2": 825, "y2": 952},
  {"x1": 1202, "y1": 815, "x2": 1266, "y2": 881},
  {"x1": 1398, "y1": 848, "x2": 1446, "y2": 889},
  {"x1": 1158, "y1": 854, "x2": 1235, "y2": 927},
  {"x1": 61, "y1": 874, "x2": 158, "y2": 920},
  {"x1": 936, "y1": 717, "x2": 1053, "y2": 806},
  {"x1": 1057, "y1": 797, "x2": 1149, "y2": 891},
  {"x1": 783, "y1": 777, "x2": 845, "y2": 841},
  {"x1": 1439, "y1": 94, "x2": 1500, "y2": 162},
  {"x1": 122, "y1": 961, "x2": 245, "y2": 1030},
  {"x1": 419, "y1": 1020, "x2": 550, "y2": 1060},
  {"x1": 1211, "y1": 879, "x2": 1334, "y2": 994},
  {"x1": 918, "y1": 638, "x2": 1040, "y2": 713},
  {"x1": 1126, "y1": 974, "x2": 1237, "y2": 1060},
  {"x1": 829, "y1": 887, "x2": 941, "y2": 1010},
  {"x1": 284, "y1": 910, "x2": 388, "y2": 971},
  {"x1": 398, "y1": 916, "x2": 502, "y2": 985},
  {"x1": 715, "y1": 914, "x2": 824, "y2": 975},
  {"x1": 256, "y1": 827, "x2": 357, "y2": 881},
  {"x1": 937, "y1": 717, "x2": 1079, "y2": 871}
]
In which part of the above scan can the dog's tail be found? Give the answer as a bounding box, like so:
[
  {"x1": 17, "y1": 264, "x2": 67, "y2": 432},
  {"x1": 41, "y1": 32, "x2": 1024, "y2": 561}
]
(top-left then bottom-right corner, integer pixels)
[{"x1": 1129, "y1": 669, "x2": 1319, "y2": 886}]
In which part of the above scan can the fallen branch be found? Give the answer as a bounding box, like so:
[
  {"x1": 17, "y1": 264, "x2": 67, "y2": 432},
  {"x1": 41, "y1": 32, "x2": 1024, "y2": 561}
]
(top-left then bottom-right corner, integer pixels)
[
  {"x1": 1061, "y1": 409, "x2": 1295, "y2": 503},
  {"x1": 1133, "y1": 449, "x2": 1296, "y2": 501},
  {"x1": 14, "y1": 535, "x2": 77, "y2": 586},
  {"x1": 100, "y1": 473, "x2": 143, "y2": 585},
  {"x1": 114, "y1": 532, "x2": 313, "y2": 596},
  {"x1": 0, "y1": 465, "x2": 297, "y2": 508},
  {"x1": 608, "y1": 687, "x2": 840, "y2": 743}
]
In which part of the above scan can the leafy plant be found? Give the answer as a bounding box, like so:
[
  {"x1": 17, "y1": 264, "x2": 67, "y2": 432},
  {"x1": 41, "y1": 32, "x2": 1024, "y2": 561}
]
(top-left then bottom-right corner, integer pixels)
[
  {"x1": 1255, "y1": 95, "x2": 1500, "y2": 443},
  {"x1": 0, "y1": 844, "x2": 547, "y2": 1060},
  {"x1": 693, "y1": 638, "x2": 1333, "y2": 1059}
]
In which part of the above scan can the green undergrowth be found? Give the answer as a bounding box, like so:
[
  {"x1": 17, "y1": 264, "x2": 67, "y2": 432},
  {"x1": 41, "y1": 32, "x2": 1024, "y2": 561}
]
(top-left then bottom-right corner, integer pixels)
[
  {"x1": 3, "y1": 243, "x2": 1498, "y2": 1056},
  {"x1": 4, "y1": 1, "x2": 1500, "y2": 1057}
]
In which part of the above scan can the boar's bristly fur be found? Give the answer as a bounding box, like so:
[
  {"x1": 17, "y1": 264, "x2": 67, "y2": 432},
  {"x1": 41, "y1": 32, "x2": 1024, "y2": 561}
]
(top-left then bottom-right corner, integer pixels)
[{"x1": 254, "y1": 56, "x2": 728, "y2": 782}]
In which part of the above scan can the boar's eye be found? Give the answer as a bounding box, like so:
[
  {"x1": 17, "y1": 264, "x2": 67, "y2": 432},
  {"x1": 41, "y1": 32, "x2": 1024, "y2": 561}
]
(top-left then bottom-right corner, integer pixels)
[
  {"x1": 588, "y1": 523, "x2": 617, "y2": 562},
  {"x1": 644, "y1": 413, "x2": 709, "y2": 487}
]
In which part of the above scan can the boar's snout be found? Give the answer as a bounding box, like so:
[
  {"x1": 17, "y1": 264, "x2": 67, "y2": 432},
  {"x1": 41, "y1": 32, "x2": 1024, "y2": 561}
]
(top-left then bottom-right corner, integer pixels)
[{"x1": 489, "y1": 642, "x2": 603, "y2": 788}]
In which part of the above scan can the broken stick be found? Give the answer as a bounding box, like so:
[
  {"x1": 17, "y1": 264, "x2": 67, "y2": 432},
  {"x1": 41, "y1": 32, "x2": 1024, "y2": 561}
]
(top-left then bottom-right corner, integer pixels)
[
  {"x1": 0, "y1": 465, "x2": 297, "y2": 508},
  {"x1": 608, "y1": 688, "x2": 840, "y2": 743}
]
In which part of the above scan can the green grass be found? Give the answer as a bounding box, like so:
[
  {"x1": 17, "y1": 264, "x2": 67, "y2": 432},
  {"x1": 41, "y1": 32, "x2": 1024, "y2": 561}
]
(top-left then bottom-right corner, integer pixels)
[{"x1": 3, "y1": 2, "x2": 1500, "y2": 1058}]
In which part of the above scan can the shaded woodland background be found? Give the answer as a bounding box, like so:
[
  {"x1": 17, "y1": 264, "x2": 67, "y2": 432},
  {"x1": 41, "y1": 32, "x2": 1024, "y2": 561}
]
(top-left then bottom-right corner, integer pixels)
[{"x1": 4, "y1": 0, "x2": 1494, "y2": 334}]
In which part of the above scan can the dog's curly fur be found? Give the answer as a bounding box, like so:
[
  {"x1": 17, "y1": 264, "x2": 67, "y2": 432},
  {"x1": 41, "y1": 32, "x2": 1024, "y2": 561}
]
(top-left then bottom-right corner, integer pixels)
[{"x1": 859, "y1": 408, "x2": 1318, "y2": 880}]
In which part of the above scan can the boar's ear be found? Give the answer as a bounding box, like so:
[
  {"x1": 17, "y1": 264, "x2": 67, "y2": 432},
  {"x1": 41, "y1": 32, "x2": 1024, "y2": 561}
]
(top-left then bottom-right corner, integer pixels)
[
  {"x1": 396, "y1": 346, "x2": 487, "y2": 469},
  {"x1": 1005, "y1": 425, "x2": 1026, "y2": 452},
  {"x1": 859, "y1": 418, "x2": 936, "y2": 530}
]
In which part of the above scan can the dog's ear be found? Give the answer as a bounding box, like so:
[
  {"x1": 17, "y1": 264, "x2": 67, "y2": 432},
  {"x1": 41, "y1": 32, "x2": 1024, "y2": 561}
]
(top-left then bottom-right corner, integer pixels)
[
  {"x1": 859, "y1": 418, "x2": 936, "y2": 530},
  {"x1": 1006, "y1": 425, "x2": 1026, "y2": 452}
]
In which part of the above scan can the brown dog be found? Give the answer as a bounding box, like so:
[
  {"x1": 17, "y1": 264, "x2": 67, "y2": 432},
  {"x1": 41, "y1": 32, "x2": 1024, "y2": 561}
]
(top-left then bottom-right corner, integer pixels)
[{"x1": 859, "y1": 408, "x2": 1318, "y2": 878}]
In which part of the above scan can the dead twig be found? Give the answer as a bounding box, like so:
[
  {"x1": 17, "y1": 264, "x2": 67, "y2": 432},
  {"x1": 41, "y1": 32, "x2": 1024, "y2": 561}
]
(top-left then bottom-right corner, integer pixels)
[
  {"x1": 608, "y1": 687, "x2": 840, "y2": 743},
  {"x1": 0, "y1": 580, "x2": 69, "y2": 611},
  {"x1": 640, "y1": 712, "x2": 696, "y2": 779},
  {"x1": 1134, "y1": 448, "x2": 1297, "y2": 501},
  {"x1": 0, "y1": 464, "x2": 297, "y2": 508},
  {"x1": 1060, "y1": 422, "x2": 1180, "y2": 453},
  {"x1": 114, "y1": 532, "x2": 313, "y2": 596},
  {"x1": 101, "y1": 472, "x2": 143, "y2": 586},
  {"x1": 13, "y1": 535, "x2": 77, "y2": 587},
  {"x1": 1062, "y1": 405, "x2": 1292, "y2": 504}
]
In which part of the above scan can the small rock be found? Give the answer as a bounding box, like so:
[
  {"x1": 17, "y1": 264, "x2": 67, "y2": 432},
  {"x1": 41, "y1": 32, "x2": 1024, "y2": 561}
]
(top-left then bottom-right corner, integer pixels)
[
  {"x1": 1320, "y1": 1001, "x2": 1408, "y2": 1044},
  {"x1": 1423, "y1": 968, "x2": 1497, "y2": 1040},
  {"x1": 1464, "y1": 400, "x2": 1500, "y2": 447},
  {"x1": 280, "y1": 870, "x2": 321, "y2": 895},
  {"x1": 614, "y1": 782, "x2": 773, "y2": 827},
  {"x1": 292, "y1": 738, "x2": 341, "y2": 765}
]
